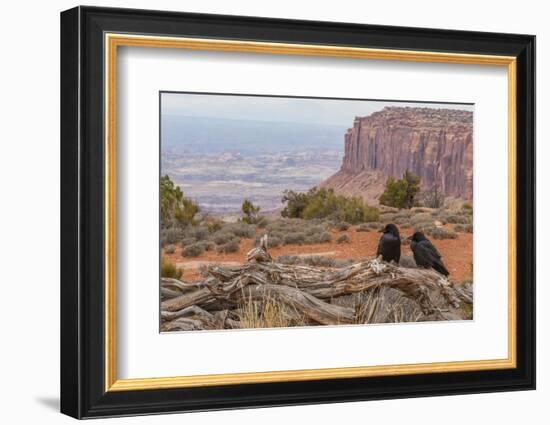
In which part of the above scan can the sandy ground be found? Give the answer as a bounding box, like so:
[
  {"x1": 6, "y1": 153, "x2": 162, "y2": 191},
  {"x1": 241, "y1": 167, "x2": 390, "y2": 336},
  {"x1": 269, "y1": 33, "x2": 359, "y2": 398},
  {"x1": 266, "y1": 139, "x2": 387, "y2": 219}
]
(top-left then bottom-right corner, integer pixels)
[{"x1": 162, "y1": 226, "x2": 473, "y2": 284}]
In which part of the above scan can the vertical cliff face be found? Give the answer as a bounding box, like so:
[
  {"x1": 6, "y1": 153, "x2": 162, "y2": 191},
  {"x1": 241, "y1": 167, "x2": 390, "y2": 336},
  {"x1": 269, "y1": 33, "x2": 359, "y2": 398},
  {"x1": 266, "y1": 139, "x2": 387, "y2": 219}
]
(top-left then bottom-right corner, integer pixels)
[{"x1": 321, "y1": 107, "x2": 473, "y2": 203}]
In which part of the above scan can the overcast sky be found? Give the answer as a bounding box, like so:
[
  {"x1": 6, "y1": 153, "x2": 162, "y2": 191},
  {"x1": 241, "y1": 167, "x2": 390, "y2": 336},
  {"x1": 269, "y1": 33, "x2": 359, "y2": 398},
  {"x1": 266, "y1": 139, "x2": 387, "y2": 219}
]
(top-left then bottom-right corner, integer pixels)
[{"x1": 161, "y1": 92, "x2": 474, "y2": 127}]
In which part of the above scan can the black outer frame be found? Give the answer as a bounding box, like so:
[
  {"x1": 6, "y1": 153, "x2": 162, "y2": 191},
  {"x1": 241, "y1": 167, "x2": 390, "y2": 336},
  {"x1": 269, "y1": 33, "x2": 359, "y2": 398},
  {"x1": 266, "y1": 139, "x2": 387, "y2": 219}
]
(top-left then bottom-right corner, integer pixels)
[{"x1": 60, "y1": 5, "x2": 536, "y2": 419}]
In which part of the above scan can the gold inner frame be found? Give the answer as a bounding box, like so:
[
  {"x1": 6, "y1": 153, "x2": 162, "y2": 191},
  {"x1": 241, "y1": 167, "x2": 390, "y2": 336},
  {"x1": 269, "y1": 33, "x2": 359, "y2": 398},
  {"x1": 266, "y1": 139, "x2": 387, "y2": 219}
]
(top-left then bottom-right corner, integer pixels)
[{"x1": 104, "y1": 33, "x2": 517, "y2": 392}]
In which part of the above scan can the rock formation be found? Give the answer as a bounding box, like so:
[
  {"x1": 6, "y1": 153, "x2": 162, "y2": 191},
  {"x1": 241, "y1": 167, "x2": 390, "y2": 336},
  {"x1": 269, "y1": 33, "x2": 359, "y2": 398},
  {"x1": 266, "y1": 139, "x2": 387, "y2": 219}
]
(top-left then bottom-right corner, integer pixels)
[{"x1": 321, "y1": 107, "x2": 473, "y2": 204}]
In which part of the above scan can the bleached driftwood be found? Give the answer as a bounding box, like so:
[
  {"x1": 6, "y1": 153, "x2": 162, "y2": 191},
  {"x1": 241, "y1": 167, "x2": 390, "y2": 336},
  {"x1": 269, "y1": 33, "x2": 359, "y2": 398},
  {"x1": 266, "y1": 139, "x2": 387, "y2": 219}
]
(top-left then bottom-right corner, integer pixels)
[{"x1": 160, "y1": 256, "x2": 473, "y2": 332}]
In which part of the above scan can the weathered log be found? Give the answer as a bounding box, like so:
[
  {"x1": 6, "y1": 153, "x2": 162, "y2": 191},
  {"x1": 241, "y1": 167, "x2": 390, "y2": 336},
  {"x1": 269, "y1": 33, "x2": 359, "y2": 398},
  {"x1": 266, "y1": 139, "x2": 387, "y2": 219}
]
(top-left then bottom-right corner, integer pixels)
[{"x1": 160, "y1": 258, "x2": 473, "y2": 330}]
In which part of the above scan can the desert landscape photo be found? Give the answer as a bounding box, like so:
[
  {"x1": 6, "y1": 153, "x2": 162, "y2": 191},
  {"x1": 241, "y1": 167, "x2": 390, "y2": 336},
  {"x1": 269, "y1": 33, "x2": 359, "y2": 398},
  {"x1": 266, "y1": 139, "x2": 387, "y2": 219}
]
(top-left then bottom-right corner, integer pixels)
[{"x1": 159, "y1": 92, "x2": 474, "y2": 332}]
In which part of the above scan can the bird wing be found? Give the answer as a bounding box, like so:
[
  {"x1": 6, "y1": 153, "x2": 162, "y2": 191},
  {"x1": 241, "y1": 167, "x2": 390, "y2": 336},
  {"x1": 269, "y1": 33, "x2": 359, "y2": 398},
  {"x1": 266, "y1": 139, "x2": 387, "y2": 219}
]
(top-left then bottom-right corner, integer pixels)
[
  {"x1": 423, "y1": 239, "x2": 442, "y2": 259},
  {"x1": 418, "y1": 241, "x2": 448, "y2": 275}
]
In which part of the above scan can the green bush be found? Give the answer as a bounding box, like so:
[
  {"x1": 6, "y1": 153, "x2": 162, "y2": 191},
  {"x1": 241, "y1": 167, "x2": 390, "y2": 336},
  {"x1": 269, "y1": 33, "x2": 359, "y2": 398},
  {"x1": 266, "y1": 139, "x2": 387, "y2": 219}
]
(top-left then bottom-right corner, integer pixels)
[
  {"x1": 181, "y1": 243, "x2": 205, "y2": 257},
  {"x1": 281, "y1": 188, "x2": 379, "y2": 224},
  {"x1": 206, "y1": 221, "x2": 222, "y2": 234},
  {"x1": 164, "y1": 244, "x2": 176, "y2": 254},
  {"x1": 241, "y1": 199, "x2": 261, "y2": 224},
  {"x1": 379, "y1": 170, "x2": 421, "y2": 209},
  {"x1": 161, "y1": 261, "x2": 182, "y2": 279},
  {"x1": 336, "y1": 234, "x2": 351, "y2": 244},
  {"x1": 160, "y1": 175, "x2": 199, "y2": 227}
]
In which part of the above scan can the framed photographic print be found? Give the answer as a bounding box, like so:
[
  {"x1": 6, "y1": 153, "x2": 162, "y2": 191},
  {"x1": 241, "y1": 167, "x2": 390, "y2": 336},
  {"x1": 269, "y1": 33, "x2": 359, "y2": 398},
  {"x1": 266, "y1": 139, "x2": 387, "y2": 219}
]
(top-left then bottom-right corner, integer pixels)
[{"x1": 60, "y1": 6, "x2": 536, "y2": 419}]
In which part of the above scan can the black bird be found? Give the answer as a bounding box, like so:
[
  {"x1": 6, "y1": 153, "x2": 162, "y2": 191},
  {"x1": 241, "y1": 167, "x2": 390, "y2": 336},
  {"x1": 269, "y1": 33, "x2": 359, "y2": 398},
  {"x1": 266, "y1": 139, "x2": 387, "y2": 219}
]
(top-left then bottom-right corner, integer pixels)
[
  {"x1": 377, "y1": 223, "x2": 401, "y2": 263},
  {"x1": 409, "y1": 231, "x2": 449, "y2": 277}
]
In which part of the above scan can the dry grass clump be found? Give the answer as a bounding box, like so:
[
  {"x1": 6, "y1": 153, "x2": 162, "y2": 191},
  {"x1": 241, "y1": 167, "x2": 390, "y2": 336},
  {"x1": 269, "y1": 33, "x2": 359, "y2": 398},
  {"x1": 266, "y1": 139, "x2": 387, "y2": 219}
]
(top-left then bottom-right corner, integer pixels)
[
  {"x1": 160, "y1": 261, "x2": 182, "y2": 279},
  {"x1": 237, "y1": 292, "x2": 307, "y2": 329}
]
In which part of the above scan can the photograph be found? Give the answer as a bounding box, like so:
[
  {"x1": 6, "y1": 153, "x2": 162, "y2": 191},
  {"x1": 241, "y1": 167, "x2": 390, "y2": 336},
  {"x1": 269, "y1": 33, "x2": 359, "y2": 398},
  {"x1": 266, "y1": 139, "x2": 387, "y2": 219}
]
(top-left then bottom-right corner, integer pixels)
[{"x1": 159, "y1": 92, "x2": 475, "y2": 332}]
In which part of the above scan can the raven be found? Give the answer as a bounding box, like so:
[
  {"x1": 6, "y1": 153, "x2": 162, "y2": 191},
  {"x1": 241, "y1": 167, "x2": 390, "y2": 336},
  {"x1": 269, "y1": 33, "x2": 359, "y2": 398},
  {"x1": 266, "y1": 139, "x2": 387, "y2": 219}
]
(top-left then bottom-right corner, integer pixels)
[
  {"x1": 409, "y1": 231, "x2": 449, "y2": 277},
  {"x1": 377, "y1": 223, "x2": 401, "y2": 263}
]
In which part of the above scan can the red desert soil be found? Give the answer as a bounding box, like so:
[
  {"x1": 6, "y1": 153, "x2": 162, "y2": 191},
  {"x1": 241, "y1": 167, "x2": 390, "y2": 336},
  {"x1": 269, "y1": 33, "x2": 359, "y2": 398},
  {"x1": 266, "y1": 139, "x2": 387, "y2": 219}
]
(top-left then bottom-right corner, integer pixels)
[{"x1": 162, "y1": 226, "x2": 473, "y2": 284}]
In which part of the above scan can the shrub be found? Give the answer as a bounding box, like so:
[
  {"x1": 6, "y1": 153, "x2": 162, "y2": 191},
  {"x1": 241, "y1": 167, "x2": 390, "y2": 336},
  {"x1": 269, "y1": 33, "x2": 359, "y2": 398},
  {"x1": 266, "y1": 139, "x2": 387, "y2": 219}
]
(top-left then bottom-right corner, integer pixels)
[
  {"x1": 379, "y1": 170, "x2": 421, "y2": 209},
  {"x1": 160, "y1": 227, "x2": 184, "y2": 246},
  {"x1": 180, "y1": 237, "x2": 196, "y2": 247},
  {"x1": 336, "y1": 234, "x2": 351, "y2": 244},
  {"x1": 256, "y1": 216, "x2": 269, "y2": 228},
  {"x1": 281, "y1": 188, "x2": 379, "y2": 224},
  {"x1": 217, "y1": 240, "x2": 240, "y2": 254},
  {"x1": 277, "y1": 255, "x2": 353, "y2": 268},
  {"x1": 336, "y1": 222, "x2": 351, "y2": 231},
  {"x1": 225, "y1": 223, "x2": 256, "y2": 238},
  {"x1": 283, "y1": 232, "x2": 307, "y2": 245},
  {"x1": 181, "y1": 243, "x2": 205, "y2": 257},
  {"x1": 410, "y1": 213, "x2": 432, "y2": 225},
  {"x1": 192, "y1": 226, "x2": 210, "y2": 241},
  {"x1": 308, "y1": 231, "x2": 332, "y2": 244},
  {"x1": 164, "y1": 244, "x2": 176, "y2": 254},
  {"x1": 161, "y1": 261, "x2": 182, "y2": 279},
  {"x1": 444, "y1": 214, "x2": 471, "y2": 224},
  {"x1": 241, "y1": 199, "x2": 261, "y2": 224},
  {"x1": 454, "y1": 223, "x2": 473, "y2": 233},
  {"x1": 462, "y1": 202, "x2": 473, "y2": 210},
  {"x1": 160, "y1": 175, "x2": 199, "y2": 226},
  {"x1": 304, "y1": 224, "x2": 327, "y2": 236},
  {"x1": 204, "y1": 241, "x2": 217, "y2": 251},
  {"x1": 426, "y1": 227, "x2": 457, "y2": 240},
  {"x1": 211, "y1": 231, "x2": 237, "y2": 245},
  {"x1": 206, "y1": 221, "x2": 222, "y2": 234}
]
